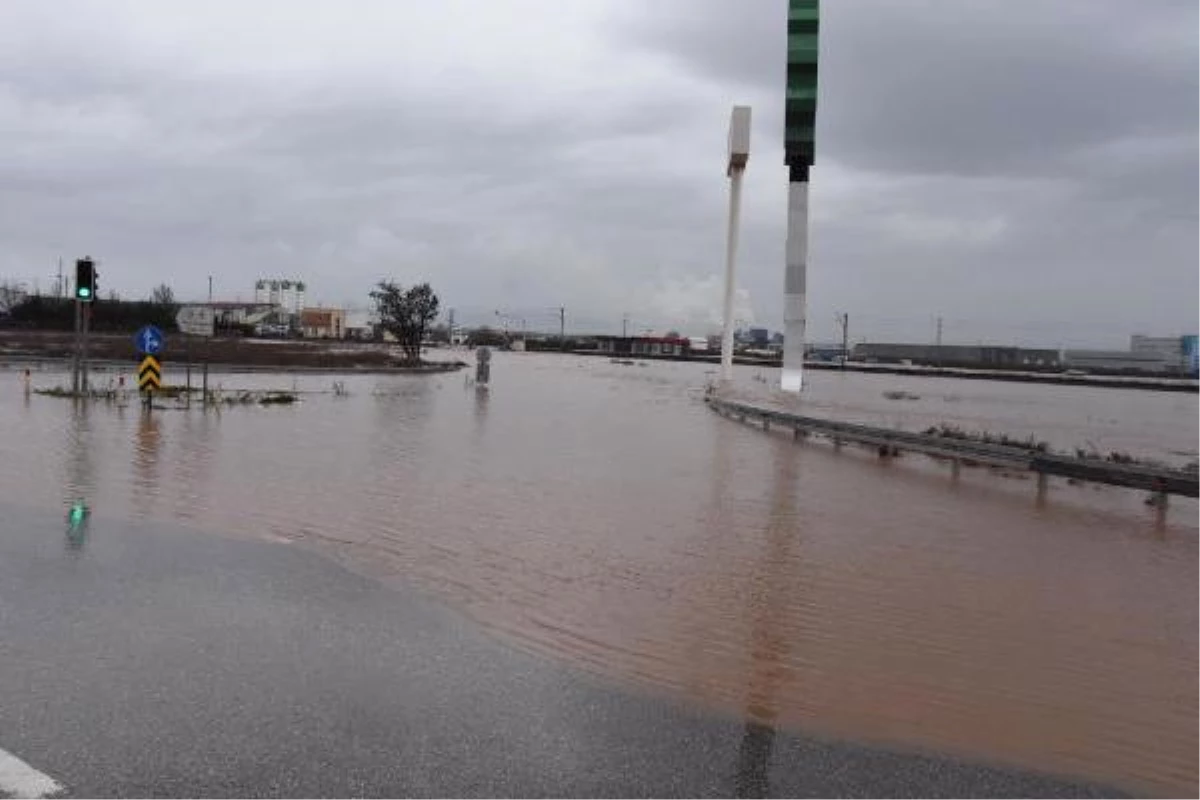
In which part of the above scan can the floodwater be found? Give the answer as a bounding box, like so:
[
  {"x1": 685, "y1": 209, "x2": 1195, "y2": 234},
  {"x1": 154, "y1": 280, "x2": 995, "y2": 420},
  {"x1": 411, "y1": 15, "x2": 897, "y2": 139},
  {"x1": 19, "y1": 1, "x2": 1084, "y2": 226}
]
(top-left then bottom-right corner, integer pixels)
[{"x1": 2, "y1": 354, "x2": 1196, "y2": 796}]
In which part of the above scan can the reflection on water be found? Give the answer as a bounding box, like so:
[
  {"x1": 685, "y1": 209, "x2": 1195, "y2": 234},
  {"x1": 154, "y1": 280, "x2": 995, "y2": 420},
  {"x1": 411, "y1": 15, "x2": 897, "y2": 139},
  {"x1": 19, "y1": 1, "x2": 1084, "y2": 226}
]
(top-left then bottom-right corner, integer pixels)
[
  {"x1": 733, "y1": 441, "x2": 800, "y2": 797},
  {"x1": 65, "y1": 505, "x2": 89, "y2": 551},
  {"x1": 735, "y1": 721, "x2": 775, "y2": 799},
  {"x1": 131, "y1": 411, "x2": 162, "y2": 518},
  {"x1": 0, "y1": 356, "x2": 1196, "y2": 796},
  {"x1": 170, "y1": 410, "x2": 218, "y2": 522},
  {"x1": 61, "y1": 400, "x2": 95, "y2": 509},
  {"x1": 473, "y1": 385, "x2": 489, "y2": 429}
]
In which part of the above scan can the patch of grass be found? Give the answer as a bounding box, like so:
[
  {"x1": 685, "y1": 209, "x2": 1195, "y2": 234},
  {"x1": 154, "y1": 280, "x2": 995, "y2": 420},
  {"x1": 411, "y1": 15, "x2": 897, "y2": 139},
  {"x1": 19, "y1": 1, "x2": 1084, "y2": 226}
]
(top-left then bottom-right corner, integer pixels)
[
  {"x1": 1073, "y1": 447, "x2": 1177, "y2": 471},
  {"x1": 923, "y1": 423, "x2": 1049, "y2": 454},
  {"x1": 34, "y1": 386, "x2": 125, "y2": 400},
  {"x1": 206, "y1": 390, "x2": 299, "y2": 406},
  {"x1": 259, "y1": 392, "x2": 298, "y2": 405}
]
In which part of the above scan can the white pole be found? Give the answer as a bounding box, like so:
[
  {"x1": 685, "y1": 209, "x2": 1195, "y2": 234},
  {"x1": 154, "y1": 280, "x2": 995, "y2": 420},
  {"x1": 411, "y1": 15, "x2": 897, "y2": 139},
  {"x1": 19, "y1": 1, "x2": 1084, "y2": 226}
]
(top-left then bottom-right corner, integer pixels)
[
  {"x1": 721, "y1": 105, "x2": 751, "y2": 384},
  {"x1": 781, "y1": 180, "x2": 808, "y2": 393},
  {"x1": 720, "y1": 166, "x2": 745, "y2": 382}
]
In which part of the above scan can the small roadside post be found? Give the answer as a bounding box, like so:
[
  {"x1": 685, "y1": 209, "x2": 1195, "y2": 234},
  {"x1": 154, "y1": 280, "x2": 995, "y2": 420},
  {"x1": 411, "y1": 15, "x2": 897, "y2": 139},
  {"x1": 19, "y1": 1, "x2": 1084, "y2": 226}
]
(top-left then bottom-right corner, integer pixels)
[{"x1": 476, "y1": 347, "x2": 491, "y2": 386}]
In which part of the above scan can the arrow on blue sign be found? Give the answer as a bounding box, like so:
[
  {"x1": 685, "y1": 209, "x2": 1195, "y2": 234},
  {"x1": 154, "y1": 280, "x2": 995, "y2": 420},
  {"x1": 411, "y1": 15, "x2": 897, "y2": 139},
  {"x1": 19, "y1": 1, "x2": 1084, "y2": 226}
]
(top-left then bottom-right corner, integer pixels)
[{"x1": 134, "y1": 325, "x2": 165, "y2": 356}]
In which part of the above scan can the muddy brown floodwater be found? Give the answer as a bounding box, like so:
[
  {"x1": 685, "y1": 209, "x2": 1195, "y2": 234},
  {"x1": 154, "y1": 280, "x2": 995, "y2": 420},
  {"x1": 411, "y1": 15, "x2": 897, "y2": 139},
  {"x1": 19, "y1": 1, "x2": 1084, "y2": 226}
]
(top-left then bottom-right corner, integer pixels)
[{"x1": 2, "y1": 354, "x2": 1196, "y2": 796}]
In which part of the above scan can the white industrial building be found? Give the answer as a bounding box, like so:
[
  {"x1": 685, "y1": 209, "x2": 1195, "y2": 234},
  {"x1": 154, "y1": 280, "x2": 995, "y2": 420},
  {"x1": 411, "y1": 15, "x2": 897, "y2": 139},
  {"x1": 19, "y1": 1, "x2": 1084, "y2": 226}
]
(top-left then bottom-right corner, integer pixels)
[
  {"x1": 1130, "y1": 335, "x2": 1184, "y2": 366},
  {"x1": 253, "y1": 279, "x2": 307, "y2": 316}
]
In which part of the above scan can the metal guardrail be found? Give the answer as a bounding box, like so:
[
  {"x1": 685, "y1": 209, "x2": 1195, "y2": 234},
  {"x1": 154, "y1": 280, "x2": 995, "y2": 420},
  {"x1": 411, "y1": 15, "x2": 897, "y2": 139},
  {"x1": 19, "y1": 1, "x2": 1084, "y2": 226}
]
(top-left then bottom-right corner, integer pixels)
[{"x1": 707, "y1": 394, "x2": 1198, "y2": 499}]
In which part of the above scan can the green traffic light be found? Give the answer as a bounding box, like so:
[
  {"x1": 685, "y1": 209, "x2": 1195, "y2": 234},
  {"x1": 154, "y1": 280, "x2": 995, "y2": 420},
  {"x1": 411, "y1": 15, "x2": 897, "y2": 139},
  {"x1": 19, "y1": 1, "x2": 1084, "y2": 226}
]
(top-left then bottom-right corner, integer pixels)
[{"x1": 77, "y1": 287, "x2": 91, "y2": 299}]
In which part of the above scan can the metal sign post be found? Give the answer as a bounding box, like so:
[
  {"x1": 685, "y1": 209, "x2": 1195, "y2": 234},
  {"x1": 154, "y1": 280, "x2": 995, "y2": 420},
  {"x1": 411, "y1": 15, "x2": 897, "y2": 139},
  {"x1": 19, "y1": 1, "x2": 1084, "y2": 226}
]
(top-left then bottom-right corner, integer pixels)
[
  {"x1": 138, "y1": 355, "x2": 161, "y2": 410},
  {"x1": 176, "y1": 306, "x2": 214, "y2": 407},
  {"x1": 476, "y1": 347, "x2": 491, "y2": 386},
  {"x1": 134, "y1": 325, "x2": 165, "y2": 412}
]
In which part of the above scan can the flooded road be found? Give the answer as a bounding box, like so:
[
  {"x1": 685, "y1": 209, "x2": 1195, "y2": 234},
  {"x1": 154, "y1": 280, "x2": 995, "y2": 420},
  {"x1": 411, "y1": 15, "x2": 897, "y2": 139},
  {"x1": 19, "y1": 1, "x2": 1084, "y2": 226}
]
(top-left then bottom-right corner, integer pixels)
[{"x1": 2, "y1": 354, "x2": 1196, "y2": 796}]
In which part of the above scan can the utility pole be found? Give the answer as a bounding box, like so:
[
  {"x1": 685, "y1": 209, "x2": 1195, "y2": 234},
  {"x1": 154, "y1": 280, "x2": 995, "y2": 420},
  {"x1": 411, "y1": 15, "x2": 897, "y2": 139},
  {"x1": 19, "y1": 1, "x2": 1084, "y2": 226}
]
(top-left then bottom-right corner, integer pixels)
[
  {"x1": 559, "y1": 306, "x2": 566, "y2": 351},
  {"x1": 447, "y1": 308, "x2": 456, "y2": 346},
  {"x1": 837, "y1": 312, "x2": 849, "y2": 370},
  {"x1": 57, "y1": 257, "x2": 63, "y2": 299},
  {"x1": 936, "y1": 316, "x2": 943, "y2": 347},
  {"x1": 720, "y1": 105, "x2": 751, "y2": 383},
  {"x1": 204, "y1": 275, "x2": 213, "y2": 405},
  {"x1": 622, "y1": 313, "x2": 629, "y2": 339}
]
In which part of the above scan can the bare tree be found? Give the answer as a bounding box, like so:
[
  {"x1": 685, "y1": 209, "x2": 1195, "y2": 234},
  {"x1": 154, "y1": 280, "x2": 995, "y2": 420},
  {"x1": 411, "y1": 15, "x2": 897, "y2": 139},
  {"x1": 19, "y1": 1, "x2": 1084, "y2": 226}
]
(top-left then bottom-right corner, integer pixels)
[
  {"x1": 0, "y1": 280, "x2": 29, "y2": 314},
  {"x1": 150, "y1": 283, "x2": 176, "y2": 307},
  {"x1": 370, "y1": 281, "x2": 440, "y2": 363}
]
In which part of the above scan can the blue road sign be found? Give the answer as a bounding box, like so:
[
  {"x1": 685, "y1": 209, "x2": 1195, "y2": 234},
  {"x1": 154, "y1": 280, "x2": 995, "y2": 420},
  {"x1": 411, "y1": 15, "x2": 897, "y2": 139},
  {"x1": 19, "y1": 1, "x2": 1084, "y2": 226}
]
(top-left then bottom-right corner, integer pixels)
[{"x1": 134, "y1": 325, "x2": 165, "y2": 356}]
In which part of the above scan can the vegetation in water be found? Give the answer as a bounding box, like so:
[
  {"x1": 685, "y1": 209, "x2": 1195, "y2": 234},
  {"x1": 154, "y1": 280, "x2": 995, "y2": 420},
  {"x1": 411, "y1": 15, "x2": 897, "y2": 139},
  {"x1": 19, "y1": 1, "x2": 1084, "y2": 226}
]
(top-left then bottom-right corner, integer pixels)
[{"x1": 922, "y1": 423, "x2": 1049, "y2": 453}]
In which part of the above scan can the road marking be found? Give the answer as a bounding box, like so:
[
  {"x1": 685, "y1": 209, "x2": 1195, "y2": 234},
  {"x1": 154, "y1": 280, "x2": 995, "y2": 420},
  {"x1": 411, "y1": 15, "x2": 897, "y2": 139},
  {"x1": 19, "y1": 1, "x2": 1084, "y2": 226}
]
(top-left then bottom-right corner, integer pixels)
[{"x1": 0, "y1": 748, "x2": 62, "y2": 798}]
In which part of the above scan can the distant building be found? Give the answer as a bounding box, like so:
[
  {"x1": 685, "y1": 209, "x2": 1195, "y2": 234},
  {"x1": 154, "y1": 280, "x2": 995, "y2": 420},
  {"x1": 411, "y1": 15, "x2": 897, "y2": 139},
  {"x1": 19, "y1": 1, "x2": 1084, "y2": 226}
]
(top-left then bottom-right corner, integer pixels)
[
  {"x1": 1130, "y1": 335, "x2": 1190, "y2": 372},
  {"x1": 748, "y1": 327, "x2": 770, "y2": 346},
  {"x1": 594, "y1": 335, "x2": 691, "y2": 358},
  {"x1": 254, "y1": 279, "x2": 307, "y2": 316},
  {"x1": 852, "y1": 343, "x2": 1061, "y2": 369},
  {"x1": 1183, "y1": 335, "x2": 1199, "y2": 377},
  {"x1": 1062, "y1": 349, "x2": 1174, "y2": 374},
  {"x1": 299, "y1": 307, "x2": 346, "y2": 339},
  {"x1": 806, "y1": 343, "x2": 847, "y2": 362},
  {"x1": 344, "y1": 309, "x2": 376, "y2": 341}
]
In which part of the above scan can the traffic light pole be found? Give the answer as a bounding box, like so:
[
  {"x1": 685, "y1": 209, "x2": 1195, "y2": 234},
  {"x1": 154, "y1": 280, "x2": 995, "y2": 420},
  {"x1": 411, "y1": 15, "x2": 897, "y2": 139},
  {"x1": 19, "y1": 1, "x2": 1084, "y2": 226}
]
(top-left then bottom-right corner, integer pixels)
[
  {"x1": 81, "y1": 302, "x2": 90, "y2": 393},
  {"x1": 72, "y1": 298, "x2": 81, "y2": 395},
  {"x1": 71, "y1": 256, "x2": 97, "y2": 396}
]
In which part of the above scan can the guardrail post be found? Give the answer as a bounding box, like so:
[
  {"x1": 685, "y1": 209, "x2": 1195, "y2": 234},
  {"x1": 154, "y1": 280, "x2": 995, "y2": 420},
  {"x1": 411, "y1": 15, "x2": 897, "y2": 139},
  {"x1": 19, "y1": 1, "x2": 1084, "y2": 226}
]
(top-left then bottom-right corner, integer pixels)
[
  {"x1": 951, "y1": 458, "x2": 961, "y2": 480},
  {"x1": 1036, "y1": 471, "x2": 1048, "y2": 504}
]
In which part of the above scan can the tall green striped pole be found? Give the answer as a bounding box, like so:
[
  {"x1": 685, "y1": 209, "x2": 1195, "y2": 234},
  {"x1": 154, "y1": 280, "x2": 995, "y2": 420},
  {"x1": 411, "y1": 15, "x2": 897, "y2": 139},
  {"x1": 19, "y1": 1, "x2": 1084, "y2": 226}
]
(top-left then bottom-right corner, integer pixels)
[{"x1": 782, "y1": 0, "x2": 819, "y2": 392}]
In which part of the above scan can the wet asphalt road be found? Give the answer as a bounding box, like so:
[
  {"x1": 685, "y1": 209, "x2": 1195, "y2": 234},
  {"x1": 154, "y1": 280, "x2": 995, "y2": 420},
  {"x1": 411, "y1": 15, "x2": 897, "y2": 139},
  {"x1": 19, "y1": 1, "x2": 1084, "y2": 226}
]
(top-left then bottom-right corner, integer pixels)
[{"x1": 0, "y1": 503, "x2": 1119, "y2": 798}]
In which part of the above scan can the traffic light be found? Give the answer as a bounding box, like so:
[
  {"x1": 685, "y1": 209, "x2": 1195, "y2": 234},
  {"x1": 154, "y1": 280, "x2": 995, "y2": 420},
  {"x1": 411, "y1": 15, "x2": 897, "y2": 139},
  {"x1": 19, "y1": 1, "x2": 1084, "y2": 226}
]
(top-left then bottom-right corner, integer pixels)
[{"x1": 75, "y1": 258, "x2": 96, "y2": 302}]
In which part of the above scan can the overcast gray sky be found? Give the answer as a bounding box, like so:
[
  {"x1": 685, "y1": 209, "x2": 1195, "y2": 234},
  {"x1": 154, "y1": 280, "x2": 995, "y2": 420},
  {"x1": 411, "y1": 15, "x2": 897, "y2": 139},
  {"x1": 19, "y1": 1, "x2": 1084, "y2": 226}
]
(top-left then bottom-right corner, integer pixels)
[{"x1": 1, "y1": 0, "x2": 1195, "y2": 346}]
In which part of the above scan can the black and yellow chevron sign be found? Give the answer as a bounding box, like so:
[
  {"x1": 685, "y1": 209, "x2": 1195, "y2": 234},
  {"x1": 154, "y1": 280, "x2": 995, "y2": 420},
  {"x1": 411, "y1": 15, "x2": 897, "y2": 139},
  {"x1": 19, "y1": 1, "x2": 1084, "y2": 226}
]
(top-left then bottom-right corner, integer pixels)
[{"x1": 138, "y1": 355, "x2": 161, "y2": 391}]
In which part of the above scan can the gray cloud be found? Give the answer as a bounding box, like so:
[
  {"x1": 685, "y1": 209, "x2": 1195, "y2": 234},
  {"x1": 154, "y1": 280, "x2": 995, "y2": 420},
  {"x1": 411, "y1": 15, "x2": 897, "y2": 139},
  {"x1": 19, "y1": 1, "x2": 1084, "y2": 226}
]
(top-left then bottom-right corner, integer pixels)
[
  {"x1": 1, "y1": 0, "x2": 1195, "y2": 345},
  {"x1": 617, "y1": 0, "x2": 1198, "y2": 345}
]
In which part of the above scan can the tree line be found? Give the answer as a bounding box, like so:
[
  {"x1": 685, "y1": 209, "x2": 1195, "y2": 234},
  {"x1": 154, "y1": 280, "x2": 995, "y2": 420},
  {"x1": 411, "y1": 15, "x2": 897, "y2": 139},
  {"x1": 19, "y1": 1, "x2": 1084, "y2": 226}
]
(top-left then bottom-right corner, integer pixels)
[
  {"x1": 1, "y1": 289, "x2": 179, "y2": 333},
  {"x1": 4, "y1": 276, "x2": 450, "y2": 366}
]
